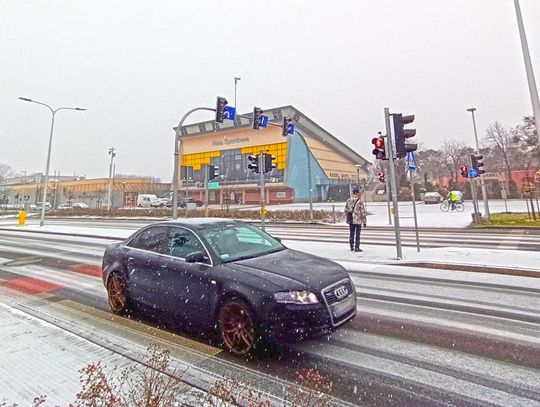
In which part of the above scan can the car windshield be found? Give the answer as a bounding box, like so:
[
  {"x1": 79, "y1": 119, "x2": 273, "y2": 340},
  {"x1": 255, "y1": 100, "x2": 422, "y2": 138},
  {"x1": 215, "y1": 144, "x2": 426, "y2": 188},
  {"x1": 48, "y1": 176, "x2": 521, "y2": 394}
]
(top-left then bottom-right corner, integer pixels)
[{"x1": 200, "y1": 223, "x2": 285, "y2": 263}]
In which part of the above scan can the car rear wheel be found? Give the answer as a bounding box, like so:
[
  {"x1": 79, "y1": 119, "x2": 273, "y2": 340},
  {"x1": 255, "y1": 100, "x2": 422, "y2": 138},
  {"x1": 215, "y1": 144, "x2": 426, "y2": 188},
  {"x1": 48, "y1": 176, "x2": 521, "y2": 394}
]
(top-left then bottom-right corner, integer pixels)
[
  {"x1": 218, "y1": 299, "x2": 256, "y2": 356},
  {"x1": 107, "y1": 274, "x2": 130, "y2": 315}
]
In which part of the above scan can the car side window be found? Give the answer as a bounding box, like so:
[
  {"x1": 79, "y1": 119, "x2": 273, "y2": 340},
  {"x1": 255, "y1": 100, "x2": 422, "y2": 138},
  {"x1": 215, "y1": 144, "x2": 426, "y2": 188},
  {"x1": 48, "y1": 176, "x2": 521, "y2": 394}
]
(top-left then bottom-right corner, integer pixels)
[
  {"x1": 127, "y1": 226, "x2": 169, "y2": 255},
  {"x1": 168, "y1": 228, "x2": 206, "y2": 260}
]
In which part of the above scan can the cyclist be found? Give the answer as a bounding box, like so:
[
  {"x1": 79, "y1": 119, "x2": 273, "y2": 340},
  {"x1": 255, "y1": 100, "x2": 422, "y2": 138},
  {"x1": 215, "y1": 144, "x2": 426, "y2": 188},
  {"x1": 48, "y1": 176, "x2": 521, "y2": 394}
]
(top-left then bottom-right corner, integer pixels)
[{"x1": 449, "y1": 191, "x2": 459, "y2": 210}]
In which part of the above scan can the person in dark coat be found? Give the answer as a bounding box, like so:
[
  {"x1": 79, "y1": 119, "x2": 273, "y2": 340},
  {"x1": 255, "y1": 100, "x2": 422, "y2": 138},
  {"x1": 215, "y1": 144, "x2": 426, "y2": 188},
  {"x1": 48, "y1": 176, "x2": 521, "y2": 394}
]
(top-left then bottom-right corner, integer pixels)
[{"x1": 344, "y1": 188, "x2": 367, "y2": 252}]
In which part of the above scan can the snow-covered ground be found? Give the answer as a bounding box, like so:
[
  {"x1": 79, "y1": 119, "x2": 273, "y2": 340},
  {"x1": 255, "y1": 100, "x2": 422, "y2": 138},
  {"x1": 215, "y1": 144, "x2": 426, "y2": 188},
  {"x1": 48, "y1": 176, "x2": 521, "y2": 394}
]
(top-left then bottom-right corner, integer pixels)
[
  {"x1": 261, "y1": 199, "x2": 537, "y2": 228},
  {"x1": 3, "y1": 224, "x2": 539, "y2": 274}
]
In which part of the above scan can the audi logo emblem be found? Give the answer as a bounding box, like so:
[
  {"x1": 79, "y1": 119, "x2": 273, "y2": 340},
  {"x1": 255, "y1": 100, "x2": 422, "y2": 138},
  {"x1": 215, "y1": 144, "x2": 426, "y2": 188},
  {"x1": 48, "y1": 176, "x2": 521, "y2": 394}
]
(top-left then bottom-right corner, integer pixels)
[{"x1": 334, "y1": 286, "x2": 349, "y2": 300}]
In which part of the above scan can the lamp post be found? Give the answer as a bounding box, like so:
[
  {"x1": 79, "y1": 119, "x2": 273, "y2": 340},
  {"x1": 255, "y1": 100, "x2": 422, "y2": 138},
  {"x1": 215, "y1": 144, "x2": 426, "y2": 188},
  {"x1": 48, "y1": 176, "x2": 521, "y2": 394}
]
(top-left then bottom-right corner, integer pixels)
[
  {"x1": 234, "y1": 77, "x2": 241, "y2": 110},
  {"x1": 18, "y1": 97, "x2": 86, "y2": 226},
  {"x1": 466, "y1": 107, "x2": 490, "y2": 219},
  {"x1": 107, "y1": 147, "x2": 116, "y2": 211},
  {"x1": 514, "y1": 0, "x2": 540, "y2": 149}
]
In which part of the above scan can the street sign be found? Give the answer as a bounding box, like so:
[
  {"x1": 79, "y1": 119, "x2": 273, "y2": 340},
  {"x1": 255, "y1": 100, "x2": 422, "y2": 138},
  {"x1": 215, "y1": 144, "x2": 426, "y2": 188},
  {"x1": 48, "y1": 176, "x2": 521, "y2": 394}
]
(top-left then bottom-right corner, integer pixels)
[
  {"x1": 260, "y1": 115, "x2": 269, "y2": 128},
  {"x1": 207, "y1": 181, "x2": 220, "y2": 190},
  {"x1": 407, "y1": 151, "x2": 416, "y2": 171},
  {"x1": 224, "y1": 106, "x2": 236, "y2": 120},
  {"x1": 468, "y1": 168, "x2": 478, "y2": 178}
]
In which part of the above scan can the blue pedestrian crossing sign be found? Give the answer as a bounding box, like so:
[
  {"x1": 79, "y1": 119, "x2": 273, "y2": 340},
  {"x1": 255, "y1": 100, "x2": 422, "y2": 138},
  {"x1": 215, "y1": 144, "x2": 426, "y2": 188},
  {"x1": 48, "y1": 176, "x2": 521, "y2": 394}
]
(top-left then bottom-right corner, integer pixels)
[
  {"x1": 260, "y1": 115, "x2": 269, "y2": 128},
  {"x1": 407, "y1": 151, "x2": 417, "y2": 171},
  {"x1": 468, "y1": 168, "x2": 478, "y2": 178}
]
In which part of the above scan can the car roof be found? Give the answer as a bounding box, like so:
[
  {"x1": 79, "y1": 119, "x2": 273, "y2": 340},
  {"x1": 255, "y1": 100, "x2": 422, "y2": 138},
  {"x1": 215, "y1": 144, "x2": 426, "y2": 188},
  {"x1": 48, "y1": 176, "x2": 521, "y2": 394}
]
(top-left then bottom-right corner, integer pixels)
[{"x1": 153, "y1": 218, "x2": 244, "y2": 230}]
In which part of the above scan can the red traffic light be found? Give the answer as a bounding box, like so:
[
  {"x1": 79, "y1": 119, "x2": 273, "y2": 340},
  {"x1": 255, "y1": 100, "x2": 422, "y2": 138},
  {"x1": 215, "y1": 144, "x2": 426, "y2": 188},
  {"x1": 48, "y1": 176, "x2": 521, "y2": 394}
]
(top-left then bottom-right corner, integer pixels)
[
  {"x1": 460, "y1": 165, "x2": 468, "y2": 178},
  {"x1": 372, "y1": 137, "x2": 386, "y2": 160},
  {"x1": 377, "y1": 172, "x2": 385, "y2": 182},
  {"x1": 372, "y1": 137, "x2": 384, "y2": 149}
]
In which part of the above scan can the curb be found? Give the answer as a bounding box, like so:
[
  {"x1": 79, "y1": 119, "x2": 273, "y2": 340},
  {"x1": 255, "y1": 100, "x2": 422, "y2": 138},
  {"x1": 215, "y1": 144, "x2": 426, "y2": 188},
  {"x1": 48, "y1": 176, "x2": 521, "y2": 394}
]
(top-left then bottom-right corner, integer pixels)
[
  {"x1": 0, "y1": 227, "x2": 124, "y2": 241},
  {"x1": 400, "y1": 261, "x2": 539, "y2": 278}
]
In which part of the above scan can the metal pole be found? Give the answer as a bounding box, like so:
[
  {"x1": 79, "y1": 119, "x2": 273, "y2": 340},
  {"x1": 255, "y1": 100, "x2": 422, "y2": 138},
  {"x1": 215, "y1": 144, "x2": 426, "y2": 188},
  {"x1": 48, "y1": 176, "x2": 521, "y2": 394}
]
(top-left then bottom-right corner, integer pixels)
[
  {"x1": 107, "y1": 147, "x2": 115, "y2": 211},
  {"x1": 172, "y1": 107, "x2": 216, "y2": 219},
  {"x1": 385, "y1": 108, "x2": 402, "y2": 259},
  {"x1": 234, "y1": 77, "x2": 241, "y2": 110},
  {"x1": 40, "y1": 111, "x2": 56, "y2": 227},
  {"x1": 185, "y1": 166, "x2": 189, "y2": 217},
  {"x1": 500, "y1": 180, "x2": 508, "y2": 212},
  {"x1": 204, "y1": 164, "x2": 209, "y2": 217},
  {"x1": 409, "y1": 168, "x2": 420, "y2": 252},
  {"x1": 468, "y1": 155, "x2": 480, "y2": 217},
  {"x1": 514, "y1": 0, "x2": 540, "y2": 150},
  {"x1": 469, "y1": 109, "x2": 490, "y2": 219},
  {"x1": 53, "y1": 170, "x2": 59, "y2": 209},
  {"x1": 385, "y1": 160, "x2": 392, "y2": 225},
  {"x1": 259, "y1": 150, "x2": 266, "y2": 231}
]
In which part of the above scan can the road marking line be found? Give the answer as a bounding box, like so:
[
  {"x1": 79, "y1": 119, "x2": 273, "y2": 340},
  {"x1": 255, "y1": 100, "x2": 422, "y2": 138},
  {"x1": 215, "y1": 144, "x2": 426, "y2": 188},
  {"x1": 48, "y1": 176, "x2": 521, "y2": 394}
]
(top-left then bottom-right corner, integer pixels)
[{"x1": 58, "y1": 299, "x2": 223, "y2": 357}]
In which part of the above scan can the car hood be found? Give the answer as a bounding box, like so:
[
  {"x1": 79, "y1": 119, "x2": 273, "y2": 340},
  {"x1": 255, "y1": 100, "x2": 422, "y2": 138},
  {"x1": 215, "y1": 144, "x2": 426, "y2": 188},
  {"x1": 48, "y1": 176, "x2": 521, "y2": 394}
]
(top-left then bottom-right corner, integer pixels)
[{"x1": 230, "y1": 249, "x2": 348, "y2": 292}]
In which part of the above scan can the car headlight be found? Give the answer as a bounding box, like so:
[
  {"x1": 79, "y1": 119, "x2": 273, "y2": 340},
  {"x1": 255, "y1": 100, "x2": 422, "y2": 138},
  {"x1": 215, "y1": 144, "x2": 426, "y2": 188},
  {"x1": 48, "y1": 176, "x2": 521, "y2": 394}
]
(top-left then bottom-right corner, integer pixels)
[{"x1": 274, "y1": 291, "x2": 319, "y2": 305}]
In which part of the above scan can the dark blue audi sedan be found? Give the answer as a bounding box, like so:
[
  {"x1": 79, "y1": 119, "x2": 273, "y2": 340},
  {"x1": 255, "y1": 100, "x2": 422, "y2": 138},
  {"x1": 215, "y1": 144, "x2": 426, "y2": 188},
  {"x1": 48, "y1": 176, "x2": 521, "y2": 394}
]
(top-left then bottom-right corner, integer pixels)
[{"x1": 102, "y1": 218, "x2": 356, "y2": 356}]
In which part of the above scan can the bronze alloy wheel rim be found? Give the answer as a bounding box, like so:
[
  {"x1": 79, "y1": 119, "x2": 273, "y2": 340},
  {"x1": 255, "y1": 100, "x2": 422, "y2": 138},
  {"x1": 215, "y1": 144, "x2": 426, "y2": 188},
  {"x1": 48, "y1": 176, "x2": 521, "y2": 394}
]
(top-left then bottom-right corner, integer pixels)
[
  {"x1": 220, "y1": 302, "x2": 255, "y2": 356},
  {"x1": 107, "y1": 275, "x2": 127, "y2": 313}
]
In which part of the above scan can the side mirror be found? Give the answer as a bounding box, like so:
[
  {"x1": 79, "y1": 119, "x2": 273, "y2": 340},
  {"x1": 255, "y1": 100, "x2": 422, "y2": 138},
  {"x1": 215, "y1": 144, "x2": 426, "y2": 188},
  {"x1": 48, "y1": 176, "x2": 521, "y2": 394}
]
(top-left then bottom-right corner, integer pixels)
[
  {"x1": 185, "y1": 251, "x2": 208, "y2": 264},
  {"x1": 273, "y1": 236, "x2": 282, "y2": 243}
]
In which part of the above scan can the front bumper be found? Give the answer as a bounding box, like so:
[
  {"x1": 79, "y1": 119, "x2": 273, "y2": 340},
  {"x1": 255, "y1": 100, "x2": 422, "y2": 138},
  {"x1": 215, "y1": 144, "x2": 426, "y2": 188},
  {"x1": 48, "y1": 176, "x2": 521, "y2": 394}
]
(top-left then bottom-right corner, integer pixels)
[{"x1": 263, "y1": 299, "x2": 356, "y2": 342}]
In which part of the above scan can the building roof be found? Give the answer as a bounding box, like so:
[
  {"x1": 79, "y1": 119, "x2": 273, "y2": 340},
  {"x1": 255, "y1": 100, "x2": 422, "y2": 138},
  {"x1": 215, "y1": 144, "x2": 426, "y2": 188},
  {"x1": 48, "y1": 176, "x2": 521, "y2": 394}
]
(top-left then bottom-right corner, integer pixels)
[{"x1": 174, "y1": 105, "x2": 370, "y2": 169}]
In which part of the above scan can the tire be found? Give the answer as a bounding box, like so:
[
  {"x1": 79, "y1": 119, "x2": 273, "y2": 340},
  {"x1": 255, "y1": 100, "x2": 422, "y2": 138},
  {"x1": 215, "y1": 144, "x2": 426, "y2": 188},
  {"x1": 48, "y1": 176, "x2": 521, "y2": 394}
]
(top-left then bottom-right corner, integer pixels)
[
  {"x1": 218, "y1": 299, "x2": 257, "y2": 356},
  {"x1": 455, "y1": 203, "x2": 465, "y2": 212},
  {"x1": 440, "y1": 202, "x2": 449, "y2": 212},
  {"x1": 106, "y1": 273, "x2": 131, "y2": 315}
]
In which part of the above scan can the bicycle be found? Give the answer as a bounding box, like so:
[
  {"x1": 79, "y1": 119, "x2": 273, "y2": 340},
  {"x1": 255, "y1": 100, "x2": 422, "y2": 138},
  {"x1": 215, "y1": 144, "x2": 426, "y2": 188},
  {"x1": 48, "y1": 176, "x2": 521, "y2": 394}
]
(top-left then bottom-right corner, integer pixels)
[{"x1": 440, "y1": 199, "x2": 464, "y2": 212}]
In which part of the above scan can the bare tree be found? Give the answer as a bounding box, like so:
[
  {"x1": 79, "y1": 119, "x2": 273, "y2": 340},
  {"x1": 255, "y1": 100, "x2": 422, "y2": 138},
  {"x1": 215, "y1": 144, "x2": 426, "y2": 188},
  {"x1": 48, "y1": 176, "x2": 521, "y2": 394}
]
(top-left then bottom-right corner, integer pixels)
[
  {"x1": 512, "y1": 116, "x2": 539, "y2": 166},
  {"x1": 442, "y1": 140, "x2": 474, "y2": 185},
  {"x1": 483, "y1": 121, "x2": 519, "y2": 184},
  {"x1": 0, "y1": 164, "x2": 14, "y2": 184}
]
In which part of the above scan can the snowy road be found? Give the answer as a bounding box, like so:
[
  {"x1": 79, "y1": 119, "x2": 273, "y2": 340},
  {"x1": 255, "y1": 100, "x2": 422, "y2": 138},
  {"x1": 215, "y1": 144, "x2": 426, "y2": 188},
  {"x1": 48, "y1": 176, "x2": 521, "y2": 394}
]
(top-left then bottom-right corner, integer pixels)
[{"x1": 0, "y1": 230, "x2": 539, "y2": 406}]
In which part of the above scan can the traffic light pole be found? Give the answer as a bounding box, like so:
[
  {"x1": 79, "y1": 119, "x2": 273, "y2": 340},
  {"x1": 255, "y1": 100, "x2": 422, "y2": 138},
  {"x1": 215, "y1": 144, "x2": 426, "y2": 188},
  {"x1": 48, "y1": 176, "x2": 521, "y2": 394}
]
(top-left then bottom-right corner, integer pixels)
[
  {"x1": 383, "y1": 139, "x2": 392, "y2": 225},
  {"x1": 173, "y1": 106, "x2": 215, "y2": 220},
  {"x1": 409, "y1": 168, "x2": 420, "y2": 252},
  {"x1": 468, "y1": 155, "x2": 480, "y2": 220},
  {"x1": 384, "y1": 108, "x2": 403, "y2": 259},
  {"x1": 203, "y1": 164, "x2": 209, "y2": 217},
  {"x1": 259, "y1": 150, "x2": 266, "y2": 231}
]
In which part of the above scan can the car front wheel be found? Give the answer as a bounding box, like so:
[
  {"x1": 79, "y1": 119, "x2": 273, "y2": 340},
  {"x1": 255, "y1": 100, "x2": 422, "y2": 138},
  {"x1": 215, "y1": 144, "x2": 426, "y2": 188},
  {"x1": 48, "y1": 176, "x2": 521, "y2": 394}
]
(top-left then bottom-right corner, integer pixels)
[
  {"x1": 107, "y1": 273, "x2": 131, "y2": 315},
  {"x1": 218, "y1": 299, "x2": 256, "y2": 356}
]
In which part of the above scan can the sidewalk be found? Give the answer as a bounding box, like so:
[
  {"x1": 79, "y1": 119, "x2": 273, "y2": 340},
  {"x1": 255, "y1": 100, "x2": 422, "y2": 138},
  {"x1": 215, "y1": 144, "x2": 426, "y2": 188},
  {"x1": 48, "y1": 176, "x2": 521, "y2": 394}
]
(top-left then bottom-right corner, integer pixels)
[{"x1": 2, "y1": 224, "x2": 539, "y2": 277}]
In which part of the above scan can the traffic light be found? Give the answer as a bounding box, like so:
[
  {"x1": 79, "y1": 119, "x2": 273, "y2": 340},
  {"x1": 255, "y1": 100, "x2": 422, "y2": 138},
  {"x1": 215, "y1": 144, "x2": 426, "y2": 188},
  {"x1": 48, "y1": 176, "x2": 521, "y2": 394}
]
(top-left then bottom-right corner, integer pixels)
[
  {"x1": 215, "y1": 97, "x2": 228, "y2": 123},
  {"x1": 471, "y1": 155, "x2": 485, "y2": 175},
  {"x1": 393, "y1": 113, "x2": 417, "y2": 159},
  {"x1": 264, "y1": 153, "x2": 276, "y2": 173},
  {"x1": 282, "y1": 116, "x2": 295, "y2": 136},
  {"x1": 253, "y1": 107, "x2": 263, "y2": 130},
  {"x1": 371, "y1": 137, "x2": 386, "y2": 160},
  {"x1": 208, "y1": 164, "x2": 220, "y2": 180},
  {"x1": 378, "y1": 172, "x2": 385, "y2": 183},
  {"x1": 460, "y1": 165, "x2": 469, "y2": 178},
  {"x1": 247, "y1": 154, "x2": 259, "y2": 173}
]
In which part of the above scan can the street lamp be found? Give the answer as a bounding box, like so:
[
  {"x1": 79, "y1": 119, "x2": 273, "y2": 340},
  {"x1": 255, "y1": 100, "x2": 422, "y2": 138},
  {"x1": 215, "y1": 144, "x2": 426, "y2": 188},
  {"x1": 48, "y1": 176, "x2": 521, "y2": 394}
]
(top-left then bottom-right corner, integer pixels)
[
  {"x1": 466, "y1": 107, "x2": 490, "y2": 219},
  {"x1": 18, "y1": 97, "x2": 86, "y2": 226},
  {"x1": 234, "y1": 77, "x2": 241, "y2": 110},
  {"x1": 355, "y1": 164, "x2": 362, "y2": 191}
]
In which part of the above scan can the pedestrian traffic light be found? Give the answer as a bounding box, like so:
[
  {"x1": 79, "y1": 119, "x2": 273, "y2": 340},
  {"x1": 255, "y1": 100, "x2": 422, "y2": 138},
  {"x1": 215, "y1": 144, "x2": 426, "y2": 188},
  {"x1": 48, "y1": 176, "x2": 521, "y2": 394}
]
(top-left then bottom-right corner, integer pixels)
[
  {"x1": 253, "y1": 107, "x2": 264, "y2": 130},
  {"x1": 208, "y1": 165, "x2": 220, "y2": 180},
  {"x1": 264, "y1": 153, "x2": 276, "y2": 173},
  {"x1": 378, "y1": 172, "x2": 385, "y2": 183},
  {"x1": 282, "y1": 116, "x2": 295, "y2": 136},
  {"x1": 393, "y1": 113, "x2": 417, "y2": 159},
  {"x1": 471, "y1": 155, "x2": 485, "y2": 175},
  {"x1": 215, "y1": 97, "x2": 228, "y2": 123},
  {"x1": 460, "y1": 165, "x2": 469, "y2": 178},
  {"x1": 372, "y1": 137, "x2": 386, "y2": 160},
  {"x1": 247, "y1": 154, "x2": 259, "y2": 173}
]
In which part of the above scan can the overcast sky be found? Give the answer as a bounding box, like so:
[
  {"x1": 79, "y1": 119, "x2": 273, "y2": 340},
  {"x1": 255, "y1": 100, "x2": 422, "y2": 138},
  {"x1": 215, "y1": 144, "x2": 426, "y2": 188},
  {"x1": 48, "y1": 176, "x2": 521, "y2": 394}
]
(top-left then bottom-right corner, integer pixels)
[{"x1": 1, "y1": 0, "x2": 539, "y2": 181}]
